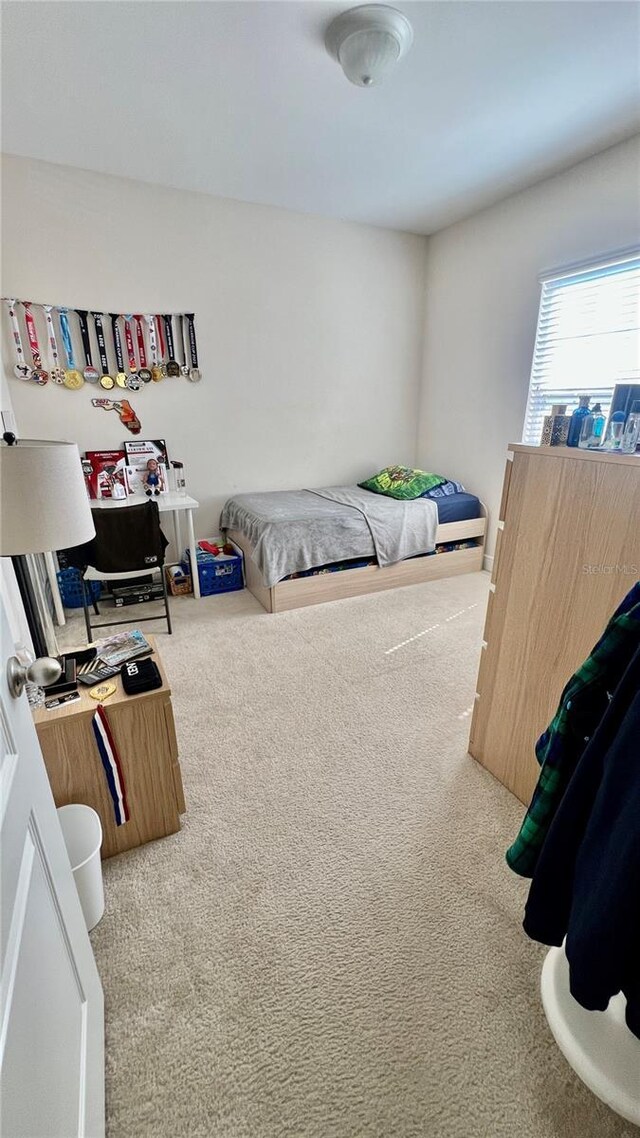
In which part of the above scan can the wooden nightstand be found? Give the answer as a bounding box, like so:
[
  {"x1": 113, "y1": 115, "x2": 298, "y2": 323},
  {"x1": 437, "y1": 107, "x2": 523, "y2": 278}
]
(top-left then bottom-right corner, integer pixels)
[{"x1": 33, "y1": 636, "x2": 186, "y2": 859}]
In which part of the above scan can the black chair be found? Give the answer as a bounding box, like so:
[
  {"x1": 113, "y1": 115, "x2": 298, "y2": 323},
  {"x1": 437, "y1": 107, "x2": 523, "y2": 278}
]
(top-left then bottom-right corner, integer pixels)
[{"x1": 78, "y1": 501, "x2": 172, "y2": 641}]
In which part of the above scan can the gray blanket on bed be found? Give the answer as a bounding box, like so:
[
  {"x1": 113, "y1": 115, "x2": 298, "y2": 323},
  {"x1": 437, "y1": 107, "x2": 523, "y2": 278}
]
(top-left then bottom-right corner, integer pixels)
[{"x1": 220, "y1": 486, "x2": 438, "y2": 587}]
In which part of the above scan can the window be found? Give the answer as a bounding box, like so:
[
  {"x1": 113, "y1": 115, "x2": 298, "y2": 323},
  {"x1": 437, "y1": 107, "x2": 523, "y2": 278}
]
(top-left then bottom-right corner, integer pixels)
[{"x1": 522, "y1": 252, "x2": 640, "y2": 446}]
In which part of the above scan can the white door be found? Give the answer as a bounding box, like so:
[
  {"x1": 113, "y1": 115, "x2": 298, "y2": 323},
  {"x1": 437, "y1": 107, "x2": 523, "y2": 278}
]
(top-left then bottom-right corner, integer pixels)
[{"x1": 0, "y1": 563, "x2": 105, "y2": 1137}]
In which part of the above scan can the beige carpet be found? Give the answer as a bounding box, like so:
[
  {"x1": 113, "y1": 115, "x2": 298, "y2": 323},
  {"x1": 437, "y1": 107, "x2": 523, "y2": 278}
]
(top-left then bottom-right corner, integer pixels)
[{"x1": 63, "y1": 573, "x2": 634, "y2": 1138}]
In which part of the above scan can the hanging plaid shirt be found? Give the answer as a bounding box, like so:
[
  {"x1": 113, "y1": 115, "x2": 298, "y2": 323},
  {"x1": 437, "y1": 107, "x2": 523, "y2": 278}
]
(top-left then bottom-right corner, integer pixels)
[{"x1": 506, "y1": 581, "x2": 640, "y2": 878}]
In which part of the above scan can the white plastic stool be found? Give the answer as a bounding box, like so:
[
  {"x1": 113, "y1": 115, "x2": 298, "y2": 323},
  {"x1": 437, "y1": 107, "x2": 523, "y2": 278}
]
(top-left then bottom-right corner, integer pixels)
[
  {"x1": 57, "y1": 804, "x2": 105, "y2": 931},
  {"x1": 541, "y1": 945, "x2": 640, "y2": 1126}
]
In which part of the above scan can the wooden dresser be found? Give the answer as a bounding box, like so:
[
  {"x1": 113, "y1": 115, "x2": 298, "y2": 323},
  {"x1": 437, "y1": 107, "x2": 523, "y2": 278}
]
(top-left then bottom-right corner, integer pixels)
[
  {"x1": 469, "y1": 444, "x2": 640, "y2": 803},
  {"x1": 33, "y1": 636, "x2": 186, "y2": 858}
]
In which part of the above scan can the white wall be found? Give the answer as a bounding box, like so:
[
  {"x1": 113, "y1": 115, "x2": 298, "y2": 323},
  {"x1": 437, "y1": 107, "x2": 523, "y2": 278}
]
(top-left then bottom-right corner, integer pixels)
[
  {"x1": 4, "y1": 142, "x2": 639, "y2": 568},
  {"x1": 1, "y1": 155, "x2": 426, "y2": 545},
  {"x1": 418, "y1": 136, "x2": 640, "y2": 559}
]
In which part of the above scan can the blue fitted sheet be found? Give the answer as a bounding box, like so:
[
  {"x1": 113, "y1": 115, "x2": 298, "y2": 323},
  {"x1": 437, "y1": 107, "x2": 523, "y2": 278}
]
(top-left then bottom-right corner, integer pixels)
[{"x1": 435, "y1": 492, "x2": 481, "y2": 524}]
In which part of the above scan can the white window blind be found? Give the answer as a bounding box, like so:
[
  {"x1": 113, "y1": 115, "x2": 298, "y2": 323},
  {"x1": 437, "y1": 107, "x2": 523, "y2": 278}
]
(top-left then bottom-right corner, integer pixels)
[{"x1": 522, "y1": 253, "x2": 640, "y2": 445}]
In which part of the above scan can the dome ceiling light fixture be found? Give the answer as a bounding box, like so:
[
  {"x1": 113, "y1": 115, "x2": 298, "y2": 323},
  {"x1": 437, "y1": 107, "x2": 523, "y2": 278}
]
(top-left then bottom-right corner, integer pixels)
[{"x1": 325, "y1": 4, "x2": 413, "y2": 89}]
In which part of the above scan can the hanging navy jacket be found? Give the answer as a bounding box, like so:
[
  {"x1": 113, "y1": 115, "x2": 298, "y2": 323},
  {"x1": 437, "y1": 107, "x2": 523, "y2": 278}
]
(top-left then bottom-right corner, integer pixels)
[{"x1": 523, "y1": 643, "x2": 640, "y2": 1038}]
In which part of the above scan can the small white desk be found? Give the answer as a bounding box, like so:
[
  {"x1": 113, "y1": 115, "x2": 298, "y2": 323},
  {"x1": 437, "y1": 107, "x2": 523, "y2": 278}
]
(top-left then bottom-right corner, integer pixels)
[
  {"x1": 91, "y1": 492, "x2": 201, "y2": 599},
  {"x1": 49, "y1": 492, "x2": 202, "y2": 621}
]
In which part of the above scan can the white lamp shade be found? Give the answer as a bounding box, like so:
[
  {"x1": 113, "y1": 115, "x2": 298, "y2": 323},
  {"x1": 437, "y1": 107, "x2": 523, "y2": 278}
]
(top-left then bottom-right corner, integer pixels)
[{"x1": 0, "y1": 439, "x2": 96, "y2": 555}]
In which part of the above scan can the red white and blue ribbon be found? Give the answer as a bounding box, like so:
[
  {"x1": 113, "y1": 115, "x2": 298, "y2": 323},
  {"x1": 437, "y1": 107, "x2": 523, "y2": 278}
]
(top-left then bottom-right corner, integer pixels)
[{"x1": 92, "y1": 704, "x2": 130, "y2": 825}]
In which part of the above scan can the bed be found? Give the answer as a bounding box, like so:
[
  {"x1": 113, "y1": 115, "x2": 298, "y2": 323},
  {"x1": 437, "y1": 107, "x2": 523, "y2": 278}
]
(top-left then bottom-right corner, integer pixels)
[{"x1": 221, "y1": 483, "x2": 487, "y2": 614}]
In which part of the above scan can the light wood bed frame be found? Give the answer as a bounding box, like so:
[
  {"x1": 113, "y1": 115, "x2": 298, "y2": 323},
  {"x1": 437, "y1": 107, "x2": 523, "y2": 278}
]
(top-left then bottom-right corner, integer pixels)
[{"x1": 229, "y1": 502, "x2": 487, "y2": 614}]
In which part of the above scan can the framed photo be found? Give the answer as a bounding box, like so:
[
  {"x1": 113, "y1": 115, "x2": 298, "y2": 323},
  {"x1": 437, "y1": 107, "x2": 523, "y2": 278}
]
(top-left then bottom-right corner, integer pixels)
[
  {"x1": 124, "y1": 439, "x2": 169, "y2": 497},
  {"x1": 85, "y1": 450, "x2": 129, "y2": 500}
]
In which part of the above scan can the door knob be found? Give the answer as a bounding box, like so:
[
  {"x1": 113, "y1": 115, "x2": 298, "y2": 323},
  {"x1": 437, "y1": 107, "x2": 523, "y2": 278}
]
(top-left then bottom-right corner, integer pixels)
[{"x1": 7, "y1": 655, "x2": 62, "y2": 699}]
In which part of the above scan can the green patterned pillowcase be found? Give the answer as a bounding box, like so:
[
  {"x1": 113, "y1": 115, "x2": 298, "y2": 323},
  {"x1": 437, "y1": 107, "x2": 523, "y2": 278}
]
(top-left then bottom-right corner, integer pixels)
[{"x1": 359, "y1": 466, "x2": 447, "y2": 500}]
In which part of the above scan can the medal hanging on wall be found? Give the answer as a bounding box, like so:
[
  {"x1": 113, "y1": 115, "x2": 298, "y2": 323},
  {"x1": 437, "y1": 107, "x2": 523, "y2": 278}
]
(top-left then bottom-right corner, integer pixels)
[
  {"x1": 58, "y1": 308, "x2": 85, "y2": 388},
  {"x1": 123, "y1": 316, "x2": 142, "y2": 390},
  {"x1": 23, "y1": 302, "x2": 49, "y2": 384},
  {"x1": 162, "y1": 315, "x2": 181, "y2": 377},
  {"x1": 185, "y1": 313, "x2": 202, "y2": 382},
  {"x1": 5, "y1": 301, "x2": 201, "y2": 388},
  {"x1": 145, "y1": 314, "x2": 163, "y2": 382},
  {"x1": 134, "y1": 316, "x2": 152, "y2": 383},
  {"x1": 92, "y1": 312, "x2": 114, "y2": 389},
  {"x1": 43, "y1": 306, "x2": 67, "y2": 384},
  {"x1": 155, "y1": 315, "x2": 168, "y2": 379},
  {"x1": 109, "y1": 314, "x2": 129, "y2": 388},
  {"x1": 76, "y1": 310, "x2": 100, "y2": 383},
  {"x1": 178, "y1": 315, "x2": 191, "y2": 377},
  {"x1": 5, "y1": 298, "x2": 32, "y2": 380}
]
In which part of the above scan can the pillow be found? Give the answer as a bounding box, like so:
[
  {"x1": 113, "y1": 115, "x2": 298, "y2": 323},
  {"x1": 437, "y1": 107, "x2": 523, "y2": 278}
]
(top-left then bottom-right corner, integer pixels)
[
  {"x1": 359, "y1": 465, "x2": 446, "y2": 500},
  {"x1": 421, "y1": 479, "x2": 466, "y2": 499}
]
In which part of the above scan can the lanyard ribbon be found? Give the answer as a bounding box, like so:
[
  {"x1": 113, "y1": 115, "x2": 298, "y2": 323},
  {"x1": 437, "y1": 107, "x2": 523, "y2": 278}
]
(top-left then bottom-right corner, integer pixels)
[
  {"x1": 76, "y1": 310, "x2": 94, "y2": 367},
  {"x1": 163, "y1": 315, "x2": 176, "y2": 360},
  {"x1": 23, "y1": 303, "x2": 43, "y2": 367},
  {"x1": 91, "y1": 313, "x2": 110, "y2": 374},
  {"x1": 178, "y1": 315, "x2": 188, "y2": 368},
  {"x1": 58, "y1": 308, "x2": 77, "y2": 368},
  {"x1": 123, "y1": 316, "x2": 138, "y2": 371},
  {"x1": 43, "y1": 306, "x2": 61, "y2": 366},
  {"x1": 110, "y1": 314, "x2": 125, "y2": 372},
  {"x1": 92, "y1": 704, "x2": 130, "y2": 826},
  {"x1": 145, "y1": 315, "x2": 159, "y2": 365},
  {"x1": 5, "y1": 299, "x2": 29, "y2": 371},
  {"x1": 185, "y1": 314, "x2": 199, "y2": 368},
  {"x1": 155, "y1": 314, "x2": 166, "y2": 360},
  {"x1": 134, "y1": 316, "x2": 148, "y2": 368}
]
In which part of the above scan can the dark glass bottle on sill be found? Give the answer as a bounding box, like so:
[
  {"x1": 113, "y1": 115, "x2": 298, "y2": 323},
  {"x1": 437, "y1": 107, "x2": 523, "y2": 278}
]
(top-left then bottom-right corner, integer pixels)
[{"x1": 567, "y1": 395, "x2": 591, "y2": 447}]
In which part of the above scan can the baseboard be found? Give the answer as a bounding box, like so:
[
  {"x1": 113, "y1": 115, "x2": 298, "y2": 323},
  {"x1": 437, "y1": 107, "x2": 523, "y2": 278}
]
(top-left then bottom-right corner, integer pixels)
[{"x1": 483, "y1": 554, "x2": 494, "y2": 573}]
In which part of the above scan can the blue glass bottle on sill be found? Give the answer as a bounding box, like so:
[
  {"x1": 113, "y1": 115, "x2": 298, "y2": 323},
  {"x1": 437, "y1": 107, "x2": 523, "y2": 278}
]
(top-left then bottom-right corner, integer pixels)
[
  {"x1": 567, "y1": 395, "x2": 591, "y2": 447},
  {"x1": 578, "y1": 403, "x2": 606, "y2": 449}
]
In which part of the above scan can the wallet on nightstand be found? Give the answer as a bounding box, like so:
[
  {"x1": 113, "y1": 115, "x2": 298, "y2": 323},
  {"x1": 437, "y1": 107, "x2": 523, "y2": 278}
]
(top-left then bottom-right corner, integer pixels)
[{"x1": 121, "y1": 657, "x2": 162, "y2": 695}]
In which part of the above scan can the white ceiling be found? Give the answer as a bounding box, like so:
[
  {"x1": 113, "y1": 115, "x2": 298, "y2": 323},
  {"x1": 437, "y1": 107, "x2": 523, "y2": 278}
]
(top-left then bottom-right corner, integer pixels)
[{"x1": 2, "y1": 1, "x2": 639, "y2": 234}]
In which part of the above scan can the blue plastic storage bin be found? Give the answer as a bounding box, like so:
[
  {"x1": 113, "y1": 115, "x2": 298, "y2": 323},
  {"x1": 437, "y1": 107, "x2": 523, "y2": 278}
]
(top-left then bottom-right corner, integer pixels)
[
  {"x1": 181, "y1": 543, "x2": 244, "y2": 597},
  {"x1": 57, "y1": 568, "x2": 101, "y2": 609}
]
